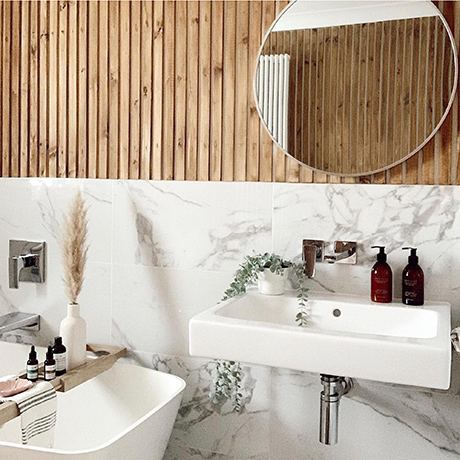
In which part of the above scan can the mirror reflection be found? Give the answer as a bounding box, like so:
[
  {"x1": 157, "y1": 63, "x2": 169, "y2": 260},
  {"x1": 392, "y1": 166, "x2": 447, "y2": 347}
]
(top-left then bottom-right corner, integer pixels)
[{"x1": 256, "y1": 1, "x2": 457, "y2": 176}]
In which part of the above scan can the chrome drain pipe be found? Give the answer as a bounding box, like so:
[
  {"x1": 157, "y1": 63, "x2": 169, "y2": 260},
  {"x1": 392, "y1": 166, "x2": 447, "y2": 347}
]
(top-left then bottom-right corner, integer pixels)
[{"x1": 319, "y1": 374, "x2": 353, "y2": 445}]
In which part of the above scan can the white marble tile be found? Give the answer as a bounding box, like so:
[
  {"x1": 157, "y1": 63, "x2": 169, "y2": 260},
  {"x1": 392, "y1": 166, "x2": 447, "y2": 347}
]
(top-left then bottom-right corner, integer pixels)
[
  {"x1": 163, "y1": 445, "x2": 234, "y2": 460},
  {"x1": 111, "y1": 265, "x2": 234, "y2": 355},
  {"x1": 113, "y1": 181, "x2": 273, "y2": 271},
  {"x1": 163, "y1": 444, "x2": 266, "y2": 460},
  {"x1": 273, "y1": 184, "x2": 460, "y2": 307},
  {"x1": 124, "y1": 351, "x2": 270, "y2": 460},
  {"x1": 0, "y1": 178, "x2": 113, "y2": 264},
  {"x1": 0, "y1": 257, "x2": 112, "y2": 347},
  {"x1": 270, "y1": 368, "x2": 460, "y2": 460}
]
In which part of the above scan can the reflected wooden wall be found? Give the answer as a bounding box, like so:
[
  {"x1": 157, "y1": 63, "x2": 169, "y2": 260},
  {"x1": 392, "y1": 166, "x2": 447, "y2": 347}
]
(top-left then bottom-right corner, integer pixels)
[
  {"x1": 0, "y1": 0, "x2": 458, "y2": 184},
  {"x1": 264, "y1": 16, "x2": 454, "y2": 177}
]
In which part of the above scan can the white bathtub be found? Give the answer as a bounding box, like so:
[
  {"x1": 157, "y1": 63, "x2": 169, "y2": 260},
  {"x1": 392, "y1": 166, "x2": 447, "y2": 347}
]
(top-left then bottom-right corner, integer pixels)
[{"x1": 0, "y1": 342, "x2": 185, "y2": 459}]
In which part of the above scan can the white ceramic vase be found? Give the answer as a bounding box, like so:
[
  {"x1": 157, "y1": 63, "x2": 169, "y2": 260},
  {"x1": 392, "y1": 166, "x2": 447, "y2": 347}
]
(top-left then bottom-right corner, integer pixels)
[
  {"x1": 257, "y1": 268, "x2": 290, "y2": 295},
  {"x1": 59, "y1": 303, "x2": 87, "y2": 370}
]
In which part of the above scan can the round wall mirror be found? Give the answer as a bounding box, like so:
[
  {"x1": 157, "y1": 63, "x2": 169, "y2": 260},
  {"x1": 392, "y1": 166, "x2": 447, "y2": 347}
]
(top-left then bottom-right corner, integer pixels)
[{"x1": 255, "y1": 0, "x2": 458, "y2": 177}]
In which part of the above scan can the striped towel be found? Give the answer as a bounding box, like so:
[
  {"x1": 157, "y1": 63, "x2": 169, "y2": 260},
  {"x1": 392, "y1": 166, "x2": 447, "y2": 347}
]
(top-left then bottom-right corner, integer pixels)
[{"x1": 1, "y1": 381, "x2": 57, "y2": 448}]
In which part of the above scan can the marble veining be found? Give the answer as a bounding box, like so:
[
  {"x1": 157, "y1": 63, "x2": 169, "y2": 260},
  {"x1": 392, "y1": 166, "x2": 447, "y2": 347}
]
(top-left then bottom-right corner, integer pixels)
[
  {"x1": 273, "y1": 184, "x2": 460, "y2": 316},
  {"x1": 124, "y1": 351, "x2": 270, "y2": 459},
  {"x1": 0, "y1": 179, "x2": 459, "y2": 460},
  {"x1": 113, "y1": 181, "x2": 273, "y2": 272}
]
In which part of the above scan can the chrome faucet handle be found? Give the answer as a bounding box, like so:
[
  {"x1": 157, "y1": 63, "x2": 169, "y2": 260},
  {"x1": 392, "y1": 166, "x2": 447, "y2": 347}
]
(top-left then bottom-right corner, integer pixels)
[
  {"x1": 303, "y1": 239, "x2": 324, "y2": 278},
  {"x1": 9, "y1": 240, "x2": 46, "y2": 289},
  {"x1": 324, "y1": 241, "x2": 357, "y2": 264}
]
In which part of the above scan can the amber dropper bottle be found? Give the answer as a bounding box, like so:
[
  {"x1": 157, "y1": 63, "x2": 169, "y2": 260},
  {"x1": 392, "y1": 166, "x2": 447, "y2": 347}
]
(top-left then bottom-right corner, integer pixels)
[
  {"x1": 44, "y1": 346, "x2": 56, "y2": 381},
  {"x1": 26, "y1": 346, "x2": 38, "y2": 382}
]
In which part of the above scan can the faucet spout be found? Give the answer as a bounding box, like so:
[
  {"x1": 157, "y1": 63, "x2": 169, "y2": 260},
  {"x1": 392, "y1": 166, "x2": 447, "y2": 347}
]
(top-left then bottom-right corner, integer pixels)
[
  {"x1": 0, "y1": 312, "x2": 40, "y2": 335},
  {"x1": 323, "y1": 241, "x2": 357, "y2": 264}
]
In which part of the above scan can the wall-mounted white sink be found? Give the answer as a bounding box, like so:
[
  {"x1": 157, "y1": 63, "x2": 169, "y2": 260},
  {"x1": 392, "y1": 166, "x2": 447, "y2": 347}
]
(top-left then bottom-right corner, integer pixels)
[{"x1": 189, "y1": 290, "x2": 451, "y2": 389}]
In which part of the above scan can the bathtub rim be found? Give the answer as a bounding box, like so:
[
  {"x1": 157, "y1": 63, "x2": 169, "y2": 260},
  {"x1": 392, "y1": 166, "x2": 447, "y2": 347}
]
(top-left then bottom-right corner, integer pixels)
[{"x1": 0, "y1": 362, "x2": 186, "y2": 455}]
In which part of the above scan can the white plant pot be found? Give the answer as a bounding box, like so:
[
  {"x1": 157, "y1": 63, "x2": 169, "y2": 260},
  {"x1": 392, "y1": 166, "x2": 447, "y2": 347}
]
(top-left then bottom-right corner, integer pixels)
[
  {"x1": 257, "y1": 268, "x2": 290, "y2": 295},
  {"x1": 60, "y1": 303, "x2": 87, "y2": 371}
]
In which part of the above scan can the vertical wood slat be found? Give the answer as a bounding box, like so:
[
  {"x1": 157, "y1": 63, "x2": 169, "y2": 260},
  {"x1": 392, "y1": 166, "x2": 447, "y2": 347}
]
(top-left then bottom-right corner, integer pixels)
[
  {"x1": 77, "y1": 0, "x2": 87, "y2": 178},
  {"x1": 221, "y1": 1, "x2": 236, "y2": 181},
  {"x1": 29, "y1": 2, "x2": 38, "y2": 177},
  {"x1": 118, "y1": 0, "x2": 130, "y2": 179},
  {"x1": 247, "y1": 1, "x2": 262, "y2": 182},
  {"x1": 129, "y1": 1, "x2": 141, "y2": 180},
  {"x1": 19, "y1": 2, "x2": 29, "y2": 177},
  {"x1": 108, "y1": 1, "x2": 119, "y2": 179},
  {"x1": 210, "y1": 0, "x2": 223, "y2": 181},
  {"x1": 38, "y1": 1, "x2": 48, "y2": 177},
  {"x1": 186, "y1": 1, "x2": 199, "y2": 181},
  {"x1": 18, "y1": 3, "x2": 30, "y2": 177},
  {"x1": 162, "y1": 1, "x2": 174, "y2": 180},
  {"x1": 0, "y1": 1, "x2": 459, "y2": 185},
  {"x1": 58, "y1": 1, "x2": 67, "y2": 178},
  {"x1": 198, "y1": 1, "x2": 211, "y2": 181},
  {"x1": 174, "y1": 0, "x2": 186, "y2": 180},
  {"x1": 48, "y1": 0, "x2": 58, "y2": 177},
  {"x1": 140, "y1": 0, "x2": 152, "y2": 180},
  {"x1": 67, "y1": 0, "x2": 77, "y2": 178},
  {"x1": 87, "y1": 1, "x2": 98, "y2": 179},
  {"x1": 151, "y1": 0, "x2": 163, "y2": 180},
  {"x1": 98, "y1": 1, "x2": 109, "y2": 179},
  {"x1": 234, "y1": 1, "x2": 249, "y2": 181},
  {"x1": 11, "y1": 1, "x2": 20, "y2": 177}
]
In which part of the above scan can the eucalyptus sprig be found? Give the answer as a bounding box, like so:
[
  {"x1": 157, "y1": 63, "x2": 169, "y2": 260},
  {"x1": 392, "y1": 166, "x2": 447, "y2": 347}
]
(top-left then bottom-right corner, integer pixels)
[
  {"x1": 291, "y1": 263, "x2": 309, "y2": 326},
  {"x1": 210, "y1": 360, "x2": 243, "y2": 412},
  {"x1": 211, "y1": 253, "x2": 310, "y2": 412}
]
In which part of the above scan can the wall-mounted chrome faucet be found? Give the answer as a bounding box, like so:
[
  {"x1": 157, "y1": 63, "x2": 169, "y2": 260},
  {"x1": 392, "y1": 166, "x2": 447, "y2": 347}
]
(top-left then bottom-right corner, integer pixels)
[
  {"x1": 303, "y1": 239, "x2": 357, "y2": 277},
  {"x1": 0, "y1": 312, "x2": 40, "y2": 334},
  {"x1": 9, "y1": 240, "x2": 46, "y2": 289}
]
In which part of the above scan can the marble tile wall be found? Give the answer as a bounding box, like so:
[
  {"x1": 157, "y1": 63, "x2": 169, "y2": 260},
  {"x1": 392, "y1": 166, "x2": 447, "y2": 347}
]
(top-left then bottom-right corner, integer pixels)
[{"x1": 0, "y1": 178, "x2": 459, "y2": 460}]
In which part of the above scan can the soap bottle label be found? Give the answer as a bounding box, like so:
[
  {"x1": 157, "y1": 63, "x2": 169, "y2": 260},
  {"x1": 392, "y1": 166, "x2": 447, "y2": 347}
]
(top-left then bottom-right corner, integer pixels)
[
  {"x1": 27, "y1": 364, "x2": 38, "y2": 381},
  {"x1": 54, "y1": 353, "x2": 66, "y2": 375},
  {"x1": 45, "y1": 364, "x2": 56, "y2": 381}
]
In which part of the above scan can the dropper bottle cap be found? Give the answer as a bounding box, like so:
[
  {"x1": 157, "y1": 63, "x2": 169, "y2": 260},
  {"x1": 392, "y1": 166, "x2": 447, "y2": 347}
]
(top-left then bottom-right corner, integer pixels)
[
  {"x1": 371, "y1": 246, "x2": 387, "y2": 263},
  {"x1": 29, "y1": 345, "x2": 36, "y2": 360},
  {"x1": 402, "y1": 247, "x2": 418, "y2": 264},
  {"x1": 46, "y1": 346, "x2": 53, "y2": 360}
]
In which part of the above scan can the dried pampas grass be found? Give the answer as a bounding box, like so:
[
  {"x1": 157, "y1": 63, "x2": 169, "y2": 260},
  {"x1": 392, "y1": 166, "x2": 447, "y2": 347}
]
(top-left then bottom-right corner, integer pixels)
[{"x1": 61, "y1": 190, "x2": 89, "y2": 304}]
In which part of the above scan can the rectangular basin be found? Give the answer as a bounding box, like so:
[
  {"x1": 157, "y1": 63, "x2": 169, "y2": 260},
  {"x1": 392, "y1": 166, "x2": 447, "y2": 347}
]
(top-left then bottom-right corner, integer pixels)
[{"x1": 190, "y1": 290, "x2": 451, "y2": 389}]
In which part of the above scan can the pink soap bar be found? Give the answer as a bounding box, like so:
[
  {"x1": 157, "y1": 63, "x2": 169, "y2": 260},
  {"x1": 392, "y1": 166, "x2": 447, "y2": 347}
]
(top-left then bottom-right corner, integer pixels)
[{"x1": 0, "y1": 379, "x2": 33, "y2": 397}]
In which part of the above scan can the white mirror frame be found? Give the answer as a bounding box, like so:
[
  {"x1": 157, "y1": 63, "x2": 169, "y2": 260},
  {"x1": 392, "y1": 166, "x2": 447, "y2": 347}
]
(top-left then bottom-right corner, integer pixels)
[{"x1": 254, "y1": 0, "x2": 459, "y2": 177}]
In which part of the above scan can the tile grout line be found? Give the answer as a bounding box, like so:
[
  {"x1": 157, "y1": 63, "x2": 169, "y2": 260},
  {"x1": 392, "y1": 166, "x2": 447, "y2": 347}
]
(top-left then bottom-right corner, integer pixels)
[
  {"x1": 109, "y1": 179, "x2": 115, "y2": 345},
  {"x1": 271, "y1": 182, "x2": 275, "y2": 253}
]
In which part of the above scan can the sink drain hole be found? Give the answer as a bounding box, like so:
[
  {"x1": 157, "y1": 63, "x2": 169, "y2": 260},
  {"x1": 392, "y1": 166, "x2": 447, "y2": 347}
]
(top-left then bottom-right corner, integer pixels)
[{"x1": 333, "y1": 309, "x2": 341, "y2": 317}]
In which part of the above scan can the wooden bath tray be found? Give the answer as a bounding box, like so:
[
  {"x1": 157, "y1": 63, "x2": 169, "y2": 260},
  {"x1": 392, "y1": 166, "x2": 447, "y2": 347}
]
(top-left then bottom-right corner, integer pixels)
[{"x1": 0, "y1": 344, "x2": 126, "y2": 426}]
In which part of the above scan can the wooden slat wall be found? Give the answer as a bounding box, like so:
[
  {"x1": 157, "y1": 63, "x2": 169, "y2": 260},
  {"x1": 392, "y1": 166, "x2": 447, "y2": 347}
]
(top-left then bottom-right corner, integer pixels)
[{"x1": 0, "y1": 0, "x2": 459, "y2": 184}]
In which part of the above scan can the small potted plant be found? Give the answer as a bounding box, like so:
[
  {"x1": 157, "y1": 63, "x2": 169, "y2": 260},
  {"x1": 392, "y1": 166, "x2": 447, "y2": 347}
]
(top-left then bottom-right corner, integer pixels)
[
  {"x1": 223, "y1": 253, "x2": 308, "y2": 319},
  {"x1": 210, "y1": 253, "x2": 309, "y2": 412}
]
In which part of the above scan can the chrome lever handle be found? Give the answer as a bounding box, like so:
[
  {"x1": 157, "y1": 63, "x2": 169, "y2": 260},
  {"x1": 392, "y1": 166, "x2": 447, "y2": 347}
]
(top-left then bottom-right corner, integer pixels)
[
  {"x1": 8, "y1": 241, "x2": 46, "y2": 289},
  {"x1": 9, "y1": 257, "x2": 19, "y2": 289}
]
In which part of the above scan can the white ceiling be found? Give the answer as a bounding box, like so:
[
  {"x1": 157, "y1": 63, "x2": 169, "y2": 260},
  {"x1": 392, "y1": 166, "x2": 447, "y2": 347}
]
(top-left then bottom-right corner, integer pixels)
[{"x1": 272, "y1": 1, "x2": 439, "y2": 31}]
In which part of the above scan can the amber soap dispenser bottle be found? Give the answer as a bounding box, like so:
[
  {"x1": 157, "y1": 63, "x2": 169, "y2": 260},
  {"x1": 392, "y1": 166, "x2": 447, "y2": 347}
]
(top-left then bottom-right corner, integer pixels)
[
  {"x1": 402, "y1": 247, "x2": 424, "y2": 306},
  {"x1": 371, "y1": 246, "x2": 393, "y2": 303}
]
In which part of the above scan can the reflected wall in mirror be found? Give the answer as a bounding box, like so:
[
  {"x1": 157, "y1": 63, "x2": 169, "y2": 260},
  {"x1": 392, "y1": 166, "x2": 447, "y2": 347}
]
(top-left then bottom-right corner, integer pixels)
[{"x1": 256, "y1": 1, "x2": 458, "y2": 177}]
